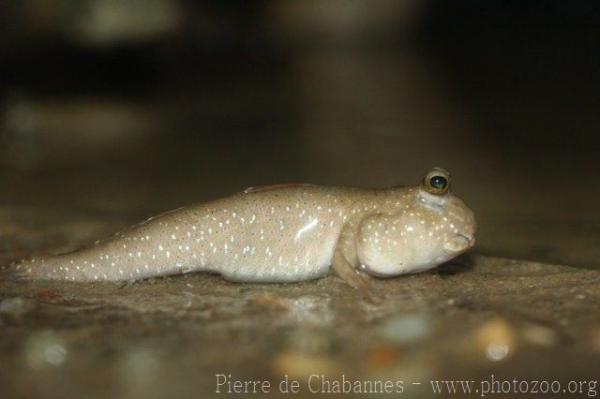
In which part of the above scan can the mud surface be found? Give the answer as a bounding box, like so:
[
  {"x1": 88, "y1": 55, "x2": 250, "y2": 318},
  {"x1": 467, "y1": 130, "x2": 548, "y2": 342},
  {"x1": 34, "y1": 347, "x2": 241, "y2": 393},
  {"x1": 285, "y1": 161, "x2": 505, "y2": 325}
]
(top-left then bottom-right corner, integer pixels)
[{"x1": 1, "y1": 249, "x2": 600, "y2": 398}]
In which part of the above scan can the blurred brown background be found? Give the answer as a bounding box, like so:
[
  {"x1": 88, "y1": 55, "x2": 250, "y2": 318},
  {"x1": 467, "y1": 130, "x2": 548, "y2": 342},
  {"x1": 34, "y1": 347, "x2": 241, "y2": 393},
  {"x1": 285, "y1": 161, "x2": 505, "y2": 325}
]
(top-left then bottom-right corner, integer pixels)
[{"x1": 1, "y1": 0, "x2": 599, "y2": 267}]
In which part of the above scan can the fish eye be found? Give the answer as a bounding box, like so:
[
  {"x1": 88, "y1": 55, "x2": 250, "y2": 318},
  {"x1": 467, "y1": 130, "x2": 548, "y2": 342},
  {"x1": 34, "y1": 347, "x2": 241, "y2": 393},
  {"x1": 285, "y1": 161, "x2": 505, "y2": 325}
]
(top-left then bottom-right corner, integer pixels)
[
  {"x1": 430, "y1": 175, "x2": 447, "y2": 189},
  {"x1": 423, "y1": 167, "x2": 451, "y2": 195}
]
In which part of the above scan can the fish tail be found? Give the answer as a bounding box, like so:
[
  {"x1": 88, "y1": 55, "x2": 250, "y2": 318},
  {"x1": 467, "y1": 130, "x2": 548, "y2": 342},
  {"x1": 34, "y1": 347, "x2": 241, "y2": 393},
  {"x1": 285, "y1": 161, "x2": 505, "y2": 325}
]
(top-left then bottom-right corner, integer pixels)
[
  {"x1": 11, "y1": 255, "x2": 62, "y2": 280},
  {"x1": 10, "y1": 254, "x2": 92, "y2": 281}
]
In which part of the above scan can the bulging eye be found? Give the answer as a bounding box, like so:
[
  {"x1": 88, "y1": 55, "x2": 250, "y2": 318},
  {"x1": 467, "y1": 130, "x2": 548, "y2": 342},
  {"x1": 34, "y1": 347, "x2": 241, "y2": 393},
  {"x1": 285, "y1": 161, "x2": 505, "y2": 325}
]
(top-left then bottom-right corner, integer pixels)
[
  {"x1": 423, "y1": 167, "x2": 451, "y2": 195},
  {"x1": 430, "y1": 175, "x2": 447, "y2": 190}
]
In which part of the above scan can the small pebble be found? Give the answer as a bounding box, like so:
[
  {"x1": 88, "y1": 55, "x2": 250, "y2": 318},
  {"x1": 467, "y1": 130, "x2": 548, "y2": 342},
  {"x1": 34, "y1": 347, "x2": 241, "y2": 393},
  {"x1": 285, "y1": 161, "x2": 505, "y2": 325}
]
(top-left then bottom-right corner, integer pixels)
[
  {"x1": 288, "y1": 296, "x2": 334, "y2": 325},
  {"x1": 24, "y1": 330, "x2": 67, "y2": 369},
  {"x1": 521, "y1": 324, "x2": 557, "y2": 347},
  {"x1": 367, "y1": 345, "x2": 402, "y2": 369},
  {"x1": 378, "y1": 314, "x2": 430, "y2": 345},
  {"x1": 250, "y1": 293, "x2": 290, "y2": 311},
  {"x1": 474, "y1": 318, "x2": 516, "y2": 362},
  {"x1": 0, "y1": 297, "x2": 34, "y2": 317}
]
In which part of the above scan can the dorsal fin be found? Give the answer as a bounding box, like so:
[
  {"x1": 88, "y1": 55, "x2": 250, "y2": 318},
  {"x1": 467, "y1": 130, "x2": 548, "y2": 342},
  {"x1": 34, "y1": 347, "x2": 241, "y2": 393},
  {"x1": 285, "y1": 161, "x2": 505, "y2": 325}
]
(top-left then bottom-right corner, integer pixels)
[{"x1": 242, "y1": 183, "x2": 311, "y2": 194}]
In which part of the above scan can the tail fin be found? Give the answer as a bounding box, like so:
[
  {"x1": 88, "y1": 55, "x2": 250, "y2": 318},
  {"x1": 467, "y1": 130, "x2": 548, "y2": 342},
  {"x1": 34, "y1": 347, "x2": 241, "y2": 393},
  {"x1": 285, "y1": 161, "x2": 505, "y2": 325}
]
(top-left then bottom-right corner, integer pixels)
[{"x1": 10, "y1": 255, "x2": 72, "y2": 281}]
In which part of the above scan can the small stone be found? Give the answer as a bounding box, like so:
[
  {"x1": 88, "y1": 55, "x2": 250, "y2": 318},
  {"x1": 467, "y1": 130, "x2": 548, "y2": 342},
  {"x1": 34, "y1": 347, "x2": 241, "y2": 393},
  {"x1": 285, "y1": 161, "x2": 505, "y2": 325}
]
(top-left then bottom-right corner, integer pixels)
[
  {"x1": 250, "y1": 293, "x2": 290, "y2": 311},
  {"x1": 24, "y1": 330, "x2": 68, "y2": 369},
  {"x1": 367, "y1": 345, "x2": 402, "y2": 369},
  {"x1": 0, "y1": 297, "x2": 34, "y2": 317},
  {"x1": 288, "y1": 296, "x2": 334, "y2": 325},
  {"x1": 378, "y1": 314, "x2": 430, "y2": 345},
  {"x1": 474, "y1": 318, "x2": 516, "y2": 362},
  {"x1": 521, "y1": 324, "x2": 557, "y2": 347}
]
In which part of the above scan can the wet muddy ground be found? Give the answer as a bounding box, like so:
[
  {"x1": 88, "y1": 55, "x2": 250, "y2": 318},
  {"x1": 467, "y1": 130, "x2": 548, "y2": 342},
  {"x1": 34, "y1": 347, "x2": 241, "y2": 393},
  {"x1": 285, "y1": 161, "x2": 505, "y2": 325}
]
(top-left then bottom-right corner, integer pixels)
[{"x1": 1, "y1": 252, "x2": 600, "y2": 398}]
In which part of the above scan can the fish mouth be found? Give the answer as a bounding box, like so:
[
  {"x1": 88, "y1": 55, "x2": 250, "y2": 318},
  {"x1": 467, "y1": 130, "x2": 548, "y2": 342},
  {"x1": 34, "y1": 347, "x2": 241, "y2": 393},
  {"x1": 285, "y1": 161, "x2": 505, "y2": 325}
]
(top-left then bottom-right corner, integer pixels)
[
  {"x1": 443, "y1": 233, "x2": 476, "y2": 253},
  {"x1": 459, "y1": 233, "x2": 476, "y2": 247}
]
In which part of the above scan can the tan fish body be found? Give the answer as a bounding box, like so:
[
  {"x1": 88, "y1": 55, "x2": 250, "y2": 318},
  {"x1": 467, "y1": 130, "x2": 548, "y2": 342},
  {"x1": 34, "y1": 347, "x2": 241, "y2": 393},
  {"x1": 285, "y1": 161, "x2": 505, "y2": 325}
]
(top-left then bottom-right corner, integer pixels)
[{"x1": 14, "y1": 168, "x2": 476, "y2": 290}]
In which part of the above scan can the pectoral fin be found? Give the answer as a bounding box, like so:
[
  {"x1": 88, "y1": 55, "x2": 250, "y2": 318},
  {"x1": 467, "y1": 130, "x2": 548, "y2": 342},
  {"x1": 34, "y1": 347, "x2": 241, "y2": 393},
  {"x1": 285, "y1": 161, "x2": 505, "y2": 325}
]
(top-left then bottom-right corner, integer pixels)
[{"x1": 332, "y1": 225, "x2": 379, "y2": 303}]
